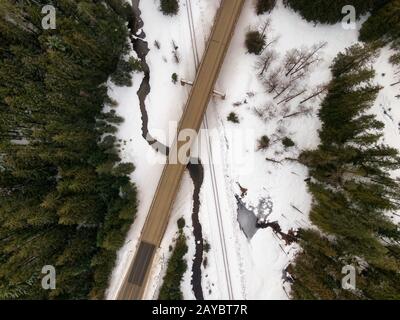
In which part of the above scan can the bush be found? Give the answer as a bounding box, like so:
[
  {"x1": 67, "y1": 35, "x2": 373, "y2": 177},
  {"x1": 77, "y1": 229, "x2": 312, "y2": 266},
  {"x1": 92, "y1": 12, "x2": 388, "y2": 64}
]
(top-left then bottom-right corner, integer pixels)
[
  {"x1": 172, "y1": 73, "x2": 178, "y2": 84},
  {"x1": 227, "y1": 112, "x2": 240, "y2": 123},
  {"x1": 257, "y1": 135, "x2": 270, "y2": 150},
  {"x1": 282, "y1": 137, "x2": 295, "y2": 148},
  {"x1": 256, "y1": 0, "x2": 277, "y2": 15},
  {"x1": 390, "y1": 52, "x2": 400, "y2": 66},
  {"x1": 111, "y1": 162, "x2": 135, "y2": 177},
  {"x1": 160, "y1": 0, "x2": 179, "y2": 16},
  {"x1": 128, "y1": 57, "x2": 142, "y2": 72},
  {"x1": 158, "y1": 233, "x2": 188, "y2": 300},
  {"x1": 177, "y1": 217, "x2": 185, "y2": 230},
  {"x1": 203, "y1": 241, "x2": 211, "y2": 253},
  {"x1": 203, "y1": 256, "x2": 208, "y2": 268},
  {"x1": 111, "y1": 57, "x2": 142, "y2": 87},
  {"x1": 245, "y1": 30, "x2": 266, "y2": 55},
  {"x1": 111, "y1": 60, "x2": 133, "y2": 86}
]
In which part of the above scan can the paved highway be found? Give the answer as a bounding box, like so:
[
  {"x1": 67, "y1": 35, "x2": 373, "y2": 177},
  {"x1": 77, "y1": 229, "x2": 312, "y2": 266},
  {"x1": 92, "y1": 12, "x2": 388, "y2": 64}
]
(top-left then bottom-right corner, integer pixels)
[{"x1": 117, "y1": 0, "x2": 245, "y2": 300}]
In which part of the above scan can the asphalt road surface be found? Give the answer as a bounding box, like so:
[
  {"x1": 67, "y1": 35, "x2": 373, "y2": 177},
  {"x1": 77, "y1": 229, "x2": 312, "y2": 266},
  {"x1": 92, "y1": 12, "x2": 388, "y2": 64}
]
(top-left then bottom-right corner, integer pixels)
[{"x1": 117, "y1": 0, "x2": 245, "y2": 300}]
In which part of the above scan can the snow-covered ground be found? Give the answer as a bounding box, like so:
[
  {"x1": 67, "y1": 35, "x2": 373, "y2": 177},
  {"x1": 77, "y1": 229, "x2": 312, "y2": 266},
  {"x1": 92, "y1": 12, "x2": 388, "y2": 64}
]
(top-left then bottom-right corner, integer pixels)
[
  {"x1": 207, "y1": 0, "x2": 361, "y2": 299},
  {"x1": 106, "y1": 0, "x2": 400, "y2": 300}
]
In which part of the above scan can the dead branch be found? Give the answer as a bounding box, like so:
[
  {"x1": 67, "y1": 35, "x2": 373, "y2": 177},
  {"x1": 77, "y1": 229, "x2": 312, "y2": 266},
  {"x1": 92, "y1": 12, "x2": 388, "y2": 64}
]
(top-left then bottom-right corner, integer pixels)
[
  {"x1": 300, "y1": 84, "x2": 328, "y2": 104},
  {"x1": 284, "y1": 42, "x2": 327, "y2": 77},
  {"x1": 266, "y1": 157, "x2": 282, "y2": 164},
  {"x1": 291, "y1": 204, "x2": 304, "y2": 215},
  {"x1": 277, "y1": 89, "x2": 307, "y2": 105},
  {"x1": 257, "y1": 49, "x2": 278, "y2": 77},
  {"x1": 283, "y1": 108, "x2": 311, "y2": 119}
]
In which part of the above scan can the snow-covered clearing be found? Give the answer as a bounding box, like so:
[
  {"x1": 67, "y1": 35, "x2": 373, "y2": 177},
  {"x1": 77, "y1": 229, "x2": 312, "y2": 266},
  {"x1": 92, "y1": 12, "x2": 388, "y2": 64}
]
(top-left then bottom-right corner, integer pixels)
[{"x1": 106, "y1": 0, "x2": 400, "y2": 300}]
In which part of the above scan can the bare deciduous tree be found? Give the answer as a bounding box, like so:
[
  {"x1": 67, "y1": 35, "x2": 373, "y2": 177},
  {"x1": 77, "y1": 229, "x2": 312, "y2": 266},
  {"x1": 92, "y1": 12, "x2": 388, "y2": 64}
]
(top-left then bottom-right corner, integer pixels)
[
  {"x1": 273, "y1": 70, "x2": 305, "y2": 100},
  {"x1": 259, "y1": 18, "x2": 271, "y2": 38},
  {"x1": 277, "y1": 87, "x2": 307, "y2": 105},
  {"x1": 299, "y1": 83, "x2": 329, "y2": 104},
  {"x1": 263, "y1": 67, "x2": 282, "y2": 93},
  {"x1": 255, "y1": 18, "x2": 278, "y2": 55},
  {"x1": 283, "y1": 42, "x2": 327, "y2": 77},
  {"x1": 257, "y1": 49, "x2": 278, "y2": 77},
  {"x1": 283, "y1": 105, "x2": 314, "y2": 119},
  {"x1": 254, "y1": 101, "x2": 277, "y2": 122}
]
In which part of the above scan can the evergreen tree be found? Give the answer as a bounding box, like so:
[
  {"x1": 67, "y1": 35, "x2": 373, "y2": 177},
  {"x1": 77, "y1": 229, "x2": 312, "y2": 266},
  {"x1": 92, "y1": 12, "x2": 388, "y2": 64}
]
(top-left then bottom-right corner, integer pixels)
[
  {"x1": 158, "y1": 231, "x2": 188, "y2": 300},
  {"x1": 0, "y1": 0, "x2": 138, "y2": 299},
  {"x1": 256, "y1": 0, "x2": 277, "y2": 15},
  {"x1": 245, "y1": 30, "x2": 266, "y2": 55},
  {"x1": 360, "y1": 0, "x2": 400, "y2": 43},
  {"x1": 359, "y1": 0, "x2": 400, "y2": 66},
  {"x1": 290, "y1": 44, "x2": 400, "y2": 299},
  {"x1": 283, "y1": 0, "x2": 386, "y2": 24},
  {"x1": 160, "y1": 0, "x2": 179, "y2": 16}
]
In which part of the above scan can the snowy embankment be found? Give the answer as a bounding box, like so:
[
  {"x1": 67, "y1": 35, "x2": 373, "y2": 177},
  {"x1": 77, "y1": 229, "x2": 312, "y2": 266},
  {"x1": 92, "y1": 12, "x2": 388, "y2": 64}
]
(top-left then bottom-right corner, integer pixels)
[{"x1": 106, "y1": 0, "x2": 399, "y2": 300}]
